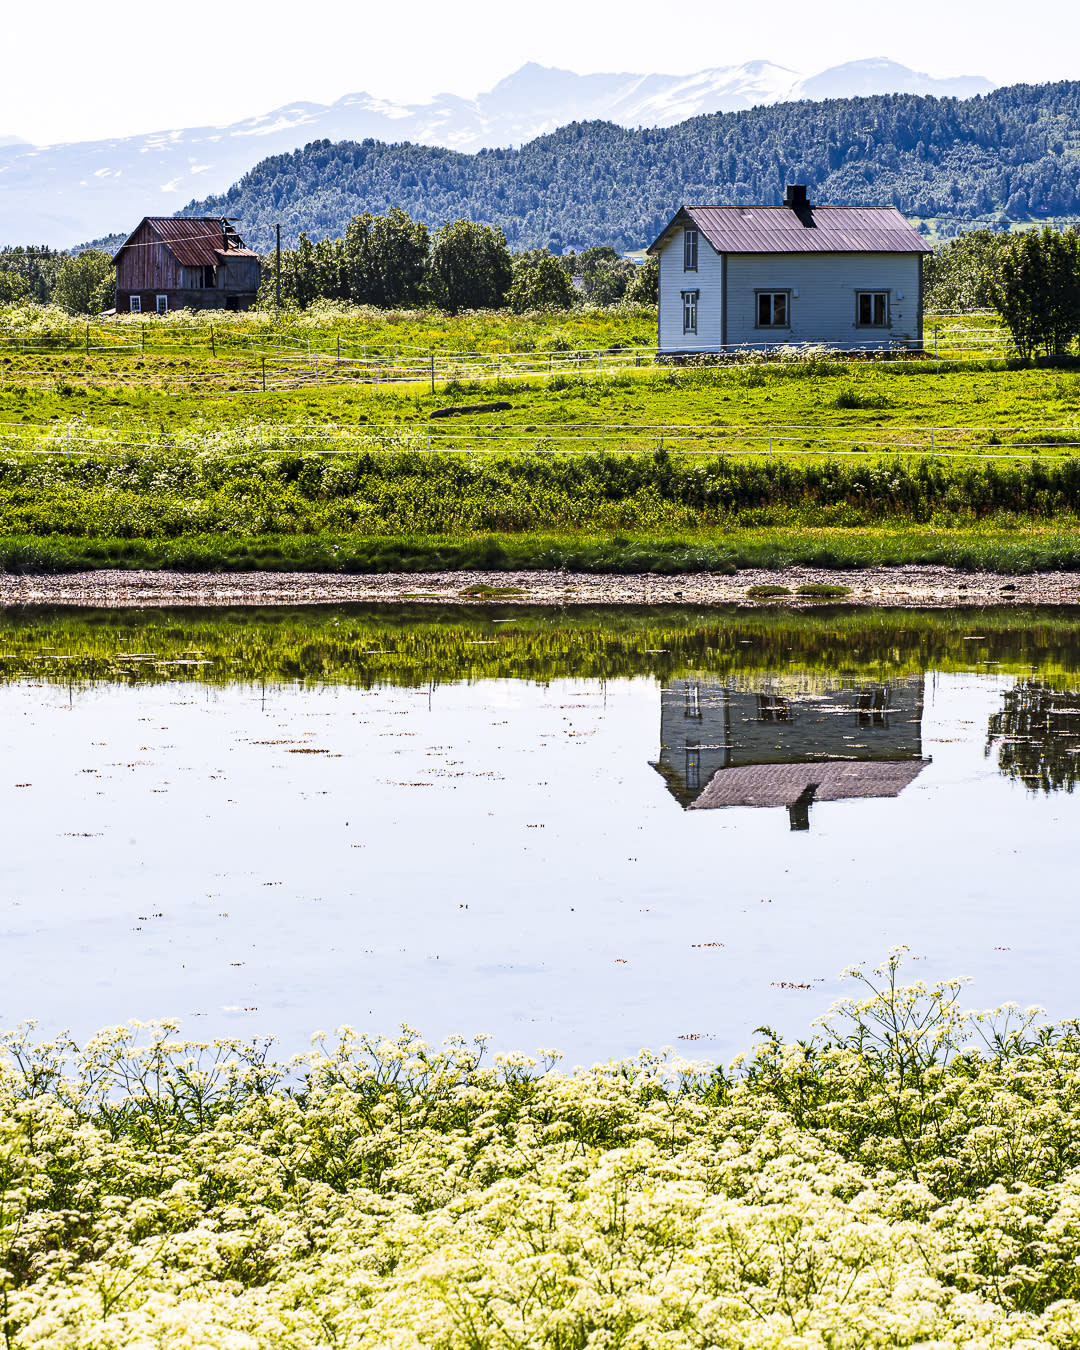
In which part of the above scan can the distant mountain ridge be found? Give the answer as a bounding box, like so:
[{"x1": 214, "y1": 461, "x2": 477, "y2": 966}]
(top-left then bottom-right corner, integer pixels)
[
  {"x1": 0, "y1": 58, "x2": 993, "y2": 246},
  {"x1": 181, "y1": 81, "x2": 1080, "y2": 255}
]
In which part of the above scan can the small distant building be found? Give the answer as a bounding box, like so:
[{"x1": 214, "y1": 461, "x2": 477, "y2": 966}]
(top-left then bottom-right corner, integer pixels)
[
  {"x1": 113, "y1": 217, "x2": 261, "y2": 315},
  {"x1": 646, "y1": 185, "x2": 931, "y2": 354}
]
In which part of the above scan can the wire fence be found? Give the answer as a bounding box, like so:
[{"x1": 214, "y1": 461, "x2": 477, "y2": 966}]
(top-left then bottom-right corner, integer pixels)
[
  {"x1": 0, "y1": 340, "x2": 1033, "y2": 397},
  {"x1": 0, "y1": 314, "x2": 1022, "y2": 380},
  {"x1": 3, "y1": 418, "x2": 1078, "y2": 463}
]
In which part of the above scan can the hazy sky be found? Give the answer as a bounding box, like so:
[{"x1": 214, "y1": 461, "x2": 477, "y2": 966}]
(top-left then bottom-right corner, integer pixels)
[{"x1": 6, "y1": 0, "x2": 1077, "y2": 145}]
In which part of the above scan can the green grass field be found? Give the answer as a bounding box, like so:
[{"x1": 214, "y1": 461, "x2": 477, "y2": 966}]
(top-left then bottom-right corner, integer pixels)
[{"x1": 1, "y1": 303, "x2": 1079, "y2": 574}]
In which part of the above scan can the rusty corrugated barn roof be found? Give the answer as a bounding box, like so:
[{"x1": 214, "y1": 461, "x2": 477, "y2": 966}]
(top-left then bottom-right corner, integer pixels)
[
  {"x1": 689, "y1": 759, "x2": 929, "y2": 810},
  {"x1": 115, "y1": 217, "x2": 260, "y2": 266},
  {"x1": 648, "y1": 205, "x2": 931, "y2": 255}
]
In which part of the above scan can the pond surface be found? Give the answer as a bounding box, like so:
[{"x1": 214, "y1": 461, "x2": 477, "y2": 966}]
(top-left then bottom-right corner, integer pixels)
[{"x1": 2, "y1": 605, "x2": 1078, "y2": 1064}]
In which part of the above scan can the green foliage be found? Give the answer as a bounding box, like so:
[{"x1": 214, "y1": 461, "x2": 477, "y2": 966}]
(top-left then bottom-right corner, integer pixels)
[
  {"x1": 0, "y1": 444, "x2": 1080, "y2": 575},
  {"x1": 509, "y1": 250, "x2": 574, "y2": 312},
  {"x1": 990, "y1": 225, "x2": 1080, "y2": 357},
  {"x1": 562, "y1": 245, "x2": 638, "y2": 306},
  {"x1": 260, "y1": 210, "x2": 511, "y2": 313},
  {"x1": 427, "y1": 218, "x2": 512, "y2": 313},
  {"x1": 0, "y1": 269, "x2": 29, "y2": 304},
  {"x1": 923, "y1": 228, "x2": 1010, "y2": 312},
  {"x1": 0, "y1": 245, "x2": 65, "y2": 303},
  {"x1": 625, "y1": 255, "x2": 659, "y2": 305},
  {"x1": 185, "y1": 82, "x2": 1080, "y2": 252},
  {"x1": 51, "y1": 249, "x2": 115, "y2": 315},
  {"x1": 340, "y1": 206, "x2": 429, "y2": 307}
]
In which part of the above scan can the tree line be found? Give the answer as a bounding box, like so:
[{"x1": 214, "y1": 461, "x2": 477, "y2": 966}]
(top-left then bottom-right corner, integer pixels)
[
  {"x1": 261, "y1": 209, "x2": 657, "y2": 312},
  {"x1": 0, "y1": 245, "x2": 114, "y2": 314},
  {"x1": 185, "y1": 81, "x2": 1080, "y2": 254}
]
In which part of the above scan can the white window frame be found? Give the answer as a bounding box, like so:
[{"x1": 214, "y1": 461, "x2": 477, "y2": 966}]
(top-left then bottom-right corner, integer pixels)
[
  {"x1": 681, "y1": 289, "x2": 698, "y2": 335},
  {"x1": 755, "y1": 290, "x2": 790, "y2": 328},
  {"x1": 129, "y1": 295, "x2": 141, "y2": 313},
  {"x1": 155, "y1": 294, "x2": 169, "y2": 314},
  {"x1": 856, "y1": 290, "x2": 890, "y2": 327},
  {"x1": 683, "y1": 227, "x2": 698, "y2": 272}
]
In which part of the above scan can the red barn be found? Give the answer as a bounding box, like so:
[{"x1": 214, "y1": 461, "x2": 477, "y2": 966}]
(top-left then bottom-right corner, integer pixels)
[{"x1": 113, "y1": 217, "x2": 261, "y2": 314}]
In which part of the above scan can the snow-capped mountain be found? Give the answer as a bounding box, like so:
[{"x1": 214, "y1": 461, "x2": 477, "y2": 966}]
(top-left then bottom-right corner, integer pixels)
[{"x1": 0, "y1": 59, "x2": 994, "y2": 247}]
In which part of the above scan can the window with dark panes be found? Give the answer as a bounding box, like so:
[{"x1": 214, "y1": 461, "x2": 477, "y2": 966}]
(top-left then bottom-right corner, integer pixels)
[
  {"x1": 857, "y1": 291, "x2": 889, "y2": 326},
  {"x1": 682, "y1": 290, "x2": 698, "y2": 334},
  {"x1": 683, "y1": 228, "x2": 698, "y2": 271},
  {"x1": 757, "y1": 291, "x2": 789, "y2": 326}
]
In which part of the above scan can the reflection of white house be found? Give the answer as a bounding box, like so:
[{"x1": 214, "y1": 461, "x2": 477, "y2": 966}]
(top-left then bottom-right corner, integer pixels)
[
  {"x1": 646, "y1": 185, "x2": 930, "y2": 354},
  {"x1": 652, "y1": 675, "x2": 929, "y2": 829}
]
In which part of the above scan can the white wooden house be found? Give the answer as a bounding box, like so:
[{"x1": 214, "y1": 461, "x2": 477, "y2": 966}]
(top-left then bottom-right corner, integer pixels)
[{"x1": 646, "y1": 185, "x2": 931, "y2": 353}]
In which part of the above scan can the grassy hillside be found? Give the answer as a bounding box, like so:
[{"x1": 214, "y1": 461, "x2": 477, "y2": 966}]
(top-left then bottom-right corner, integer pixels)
[{"x1": 181, "y1": 81, "x2": 1080, "y2": 250}]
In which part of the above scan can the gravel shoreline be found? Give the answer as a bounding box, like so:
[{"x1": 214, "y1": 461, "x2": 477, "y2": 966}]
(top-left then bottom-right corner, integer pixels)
[{"x1": 0, "y1": 566, "x2": 1078, "y2": 609}]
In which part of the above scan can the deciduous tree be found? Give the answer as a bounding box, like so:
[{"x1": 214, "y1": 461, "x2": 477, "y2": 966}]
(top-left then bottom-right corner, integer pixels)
[
  {"x1": 427, "y1": 220, "x2": 512, "y2": 313},
  {"x1": 990, "y1": 225, "x2": 1080, "y2": 357},
  {"x1": 508, "y1": 250, "x2": 573, "y2": 312},
  {"x1": 52, "y1": 249, "x2": 115, "y2": 314}
]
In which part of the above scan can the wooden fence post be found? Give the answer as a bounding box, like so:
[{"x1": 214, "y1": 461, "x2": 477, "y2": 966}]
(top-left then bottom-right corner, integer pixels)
[
  {"x1": 261, "y1": 356, "x2": 266, "y2": 393},
  {"x1": 85, "y1": 325, "x2": 89, "y2": 356},
  {"x1": 210, "y1": 325, "x2": 216, "y2": 358}
]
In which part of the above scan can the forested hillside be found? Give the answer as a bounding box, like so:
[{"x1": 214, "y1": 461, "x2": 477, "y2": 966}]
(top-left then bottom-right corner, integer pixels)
[{"x1": 183, "y1": 81, "x2": 1080, "y2": 252}]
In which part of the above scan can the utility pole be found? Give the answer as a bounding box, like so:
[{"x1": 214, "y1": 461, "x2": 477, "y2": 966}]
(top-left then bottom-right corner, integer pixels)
[{"x1": 275, "y1": 224, "x2": 281, "y2": 310}]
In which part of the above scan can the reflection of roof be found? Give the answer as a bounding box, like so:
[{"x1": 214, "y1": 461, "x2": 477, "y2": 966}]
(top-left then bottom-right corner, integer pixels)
[{"x1": 690, "y1": 759, "x2": 929, "y2": 810}]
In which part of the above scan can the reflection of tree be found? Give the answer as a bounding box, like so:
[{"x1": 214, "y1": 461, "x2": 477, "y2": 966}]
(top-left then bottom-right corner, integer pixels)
[{"x1": 986, "y1": 683, "x2": 1080, "y2": 794}]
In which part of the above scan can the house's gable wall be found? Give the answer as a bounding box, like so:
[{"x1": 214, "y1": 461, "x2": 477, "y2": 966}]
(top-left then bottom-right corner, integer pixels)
[
  {"x1": 724, "y1": 251, "x2": 921, "y2": 349},
  {"x1": 656, "y1": 222, "x2": 724, "y2": 351}
]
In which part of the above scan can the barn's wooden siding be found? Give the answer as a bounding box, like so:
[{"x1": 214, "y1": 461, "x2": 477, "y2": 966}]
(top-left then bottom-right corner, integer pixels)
[
  {"x1": 657, "y1": 223, "x2": 724, "y2": 352},
  {"x1": 220, "y1": 258, "x2": 261, "y2": 291},
  {"x1": 115, "y1": 221, "x2": 181, "y2": 290},
  {"x1": 724, "y1": 252, "x2": 922, "y2": 349},
  {"x1": 114, "y1": 218, "x2": 261, "y2": 312}
]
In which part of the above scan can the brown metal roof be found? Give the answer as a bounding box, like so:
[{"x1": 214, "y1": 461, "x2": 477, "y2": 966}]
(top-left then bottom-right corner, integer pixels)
[
  {"x1": 114, "y1": 217, "x2": 259, "y2": 266},
  {"x1": 689, "y1": 758, "x2": 929, "y2": 810},
  {"x1": 648, "y1": 205, "x2": 931, "y2": 256}
]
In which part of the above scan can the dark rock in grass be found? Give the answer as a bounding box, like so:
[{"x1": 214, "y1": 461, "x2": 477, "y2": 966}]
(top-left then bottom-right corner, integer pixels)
[{"x1": 429, "y1": 402, "x2": 513, "y2": 419}]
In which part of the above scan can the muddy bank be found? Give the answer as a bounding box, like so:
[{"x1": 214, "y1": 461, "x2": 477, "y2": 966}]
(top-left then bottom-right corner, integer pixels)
[{"x1": 0, "y1": 566, "x2": 1078, "y2": 609}]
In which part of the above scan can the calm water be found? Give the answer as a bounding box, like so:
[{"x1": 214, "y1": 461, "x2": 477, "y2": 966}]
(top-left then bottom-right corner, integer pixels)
[{"x1": 2, "y1": 606, "x2": 1078, "y2": 1064}]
